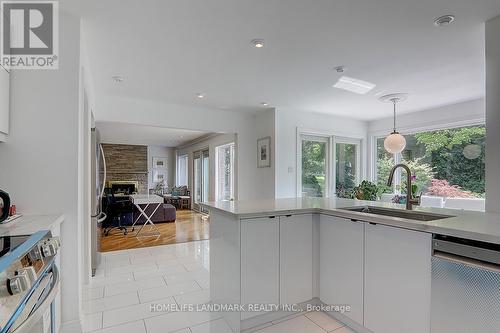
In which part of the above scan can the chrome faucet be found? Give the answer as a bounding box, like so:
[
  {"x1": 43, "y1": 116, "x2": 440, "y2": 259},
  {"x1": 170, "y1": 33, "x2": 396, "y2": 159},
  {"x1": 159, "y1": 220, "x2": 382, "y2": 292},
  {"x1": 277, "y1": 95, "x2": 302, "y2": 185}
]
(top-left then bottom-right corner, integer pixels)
[{"x1": 387, "y1": 163, "x2": 421, "y2": 210}]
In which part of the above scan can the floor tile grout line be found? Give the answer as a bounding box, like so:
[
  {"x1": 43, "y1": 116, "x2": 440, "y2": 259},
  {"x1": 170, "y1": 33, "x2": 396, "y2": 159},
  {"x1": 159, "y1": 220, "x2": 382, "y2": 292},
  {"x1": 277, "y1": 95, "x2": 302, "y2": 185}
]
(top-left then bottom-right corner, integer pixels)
[
  {"x1": 303, "y1": 313, "x2": 331, "y2": 332},
  {"x1": 193, "y1": 279, "x2": 203, "y2": 290}
]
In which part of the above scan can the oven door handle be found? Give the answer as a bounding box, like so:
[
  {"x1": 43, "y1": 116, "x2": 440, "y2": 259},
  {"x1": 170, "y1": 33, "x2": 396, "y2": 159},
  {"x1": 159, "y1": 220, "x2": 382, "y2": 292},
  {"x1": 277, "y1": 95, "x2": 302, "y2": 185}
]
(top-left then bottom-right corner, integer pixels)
[{"x1": 11, "y1": 265, "x2": 60, "y2": 333}]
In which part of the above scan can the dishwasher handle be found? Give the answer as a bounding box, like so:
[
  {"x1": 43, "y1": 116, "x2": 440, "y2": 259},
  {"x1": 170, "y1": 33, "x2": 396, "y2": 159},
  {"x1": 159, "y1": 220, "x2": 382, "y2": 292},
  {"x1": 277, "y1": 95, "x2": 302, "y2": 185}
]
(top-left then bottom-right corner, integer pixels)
[{"x1": 433, "y1": 252, "x2": 500, "y2": 273}]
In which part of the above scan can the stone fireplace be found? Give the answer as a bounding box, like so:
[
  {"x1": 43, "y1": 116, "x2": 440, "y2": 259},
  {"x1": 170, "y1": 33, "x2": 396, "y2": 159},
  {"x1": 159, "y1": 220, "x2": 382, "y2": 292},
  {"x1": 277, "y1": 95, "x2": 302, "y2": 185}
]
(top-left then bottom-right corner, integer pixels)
[{"x1": 101, "y1": 144, "x2": 148, "y2": 194}]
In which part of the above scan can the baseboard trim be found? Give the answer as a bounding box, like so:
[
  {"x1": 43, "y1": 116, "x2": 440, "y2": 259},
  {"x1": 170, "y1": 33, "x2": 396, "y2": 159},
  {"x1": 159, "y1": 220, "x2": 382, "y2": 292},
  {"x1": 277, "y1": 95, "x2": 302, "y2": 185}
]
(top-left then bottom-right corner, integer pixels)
[
  {"x1": 60, "y1": 319, "x2": 82, "y2": 333},
  {"x1": 241, "y1": 298, "x2": 322, "y2": 332}
]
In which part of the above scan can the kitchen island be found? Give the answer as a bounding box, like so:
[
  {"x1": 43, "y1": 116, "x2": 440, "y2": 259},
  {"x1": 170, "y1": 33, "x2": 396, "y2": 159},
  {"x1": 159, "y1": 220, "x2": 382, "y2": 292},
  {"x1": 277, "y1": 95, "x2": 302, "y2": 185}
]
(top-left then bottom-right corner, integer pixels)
[{"x1": 202, "y1": 198, "x2": 500, "y2": 333}]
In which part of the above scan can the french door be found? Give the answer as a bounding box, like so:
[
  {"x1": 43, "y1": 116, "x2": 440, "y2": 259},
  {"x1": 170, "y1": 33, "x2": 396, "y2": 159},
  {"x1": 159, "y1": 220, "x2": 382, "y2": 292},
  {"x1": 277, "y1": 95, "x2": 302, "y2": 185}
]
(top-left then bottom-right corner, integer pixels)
[{"x1": 193, "y1": 149, "x2": 209, "y2": 212}]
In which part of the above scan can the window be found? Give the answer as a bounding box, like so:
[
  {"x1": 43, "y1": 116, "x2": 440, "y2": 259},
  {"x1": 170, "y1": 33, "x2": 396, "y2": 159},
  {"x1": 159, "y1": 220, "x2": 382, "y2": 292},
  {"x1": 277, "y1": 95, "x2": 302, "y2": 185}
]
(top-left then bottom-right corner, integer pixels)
[
  {"x1": 216, "y1": 143, "x2": 235, "y2": 201},
  {"x1": 376, "y1": 125, "x2": 486, "y2": 200},
  {"x1": 335, "y1": 139, "x2": 361, "y2": 198},
  {"x1": 176, "y1": 154, "x2": 188, "y2": 186},
  {"x1": 299, "y1": 134, "x2": 362, "y2": 198},
  {"x1": 300, "y1": 135, "x2": 329, "y2": 197}
]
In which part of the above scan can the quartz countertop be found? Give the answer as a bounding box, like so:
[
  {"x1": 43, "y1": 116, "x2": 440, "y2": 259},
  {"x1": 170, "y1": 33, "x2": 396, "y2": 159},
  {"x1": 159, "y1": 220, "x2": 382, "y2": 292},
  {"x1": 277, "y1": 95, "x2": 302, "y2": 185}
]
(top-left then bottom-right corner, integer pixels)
[
  {"x1": 202, "y1": 198, "x2": 500, "y2": 244},
  {"x1": 0, "y1": 215, "x2": 64, "y2": 236}
]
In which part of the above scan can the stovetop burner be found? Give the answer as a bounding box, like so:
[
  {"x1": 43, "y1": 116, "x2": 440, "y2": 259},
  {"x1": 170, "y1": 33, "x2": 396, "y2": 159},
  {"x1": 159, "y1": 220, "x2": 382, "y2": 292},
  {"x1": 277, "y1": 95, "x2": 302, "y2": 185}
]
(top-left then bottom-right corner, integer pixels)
[{"x1": 0, "y1": 235, "x2": 30, "y2": 258}]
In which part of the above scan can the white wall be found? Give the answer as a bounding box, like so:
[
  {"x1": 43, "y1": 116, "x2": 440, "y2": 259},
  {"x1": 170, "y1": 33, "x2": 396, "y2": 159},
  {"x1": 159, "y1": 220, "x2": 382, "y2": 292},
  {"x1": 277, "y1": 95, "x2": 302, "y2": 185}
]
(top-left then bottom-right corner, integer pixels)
[
  {"x1": 177, "y1": 133, "x2": 237, "y2": 202},
  {"x1": 94, "y1": 95, "x2": 263, "y2": 199},
  {"x1": 0, "y1": 10, "x2": 82, "y2": 331},
  {"x1": 254, "y1": 109, "x2": 276, "y2": 199},
  {"x1": 147, "y1": 145, "x2": 176, "y2": 189},
  {"x1": 367, "y1": 98, "x2": 485, "y2": 180},
  {"x1": 275, "y1": 109, "x2": 368, "y2": 198},
  {"x1": 486, "y1": 16, "x2": 500, "y2": 213}
]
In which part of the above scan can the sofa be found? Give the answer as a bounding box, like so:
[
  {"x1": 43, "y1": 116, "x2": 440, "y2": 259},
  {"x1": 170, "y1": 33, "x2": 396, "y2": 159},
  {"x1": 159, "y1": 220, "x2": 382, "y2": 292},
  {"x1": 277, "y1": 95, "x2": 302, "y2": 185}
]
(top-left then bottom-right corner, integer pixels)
[{"x1": 132, "y1": 203, "x2": 176, "y2": 225}]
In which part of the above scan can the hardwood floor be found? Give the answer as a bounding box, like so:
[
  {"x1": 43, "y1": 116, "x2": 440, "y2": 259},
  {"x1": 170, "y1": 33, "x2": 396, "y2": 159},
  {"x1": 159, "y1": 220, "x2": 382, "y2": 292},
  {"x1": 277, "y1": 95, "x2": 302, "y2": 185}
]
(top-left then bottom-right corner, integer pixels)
[{"x1": 100, "y1": 210, "x2": 209, "y2": 252}]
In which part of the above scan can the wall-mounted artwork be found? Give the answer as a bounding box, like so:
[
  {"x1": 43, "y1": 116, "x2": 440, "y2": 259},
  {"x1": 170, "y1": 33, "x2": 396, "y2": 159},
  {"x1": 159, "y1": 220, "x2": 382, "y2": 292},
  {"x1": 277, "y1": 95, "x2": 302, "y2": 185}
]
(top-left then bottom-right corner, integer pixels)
[
  {"x1": 257, "y1": 136, "x2": 271, "y2": 168},
  {"x1": 152, "y1": 157, "x2": 167, "y2": 169},
  {"x1": 153, "y1": 169, "x2": 167, "y2": 183}
]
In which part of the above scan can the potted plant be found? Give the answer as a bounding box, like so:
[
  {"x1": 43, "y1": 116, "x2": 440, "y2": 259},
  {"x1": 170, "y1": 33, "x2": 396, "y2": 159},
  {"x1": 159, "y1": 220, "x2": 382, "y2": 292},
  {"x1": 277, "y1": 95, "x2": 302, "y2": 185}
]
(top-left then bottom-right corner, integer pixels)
[{"x1": 350, "y1": 181, "x2": 379, "y2": 201}]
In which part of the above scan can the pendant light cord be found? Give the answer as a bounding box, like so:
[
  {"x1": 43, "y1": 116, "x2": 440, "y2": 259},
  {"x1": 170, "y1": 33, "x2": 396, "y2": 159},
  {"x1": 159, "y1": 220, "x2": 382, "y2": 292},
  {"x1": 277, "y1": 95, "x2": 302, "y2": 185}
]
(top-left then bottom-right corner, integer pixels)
[{"x1": 392, "y1": 99, "x2": 397, "y2": 133}]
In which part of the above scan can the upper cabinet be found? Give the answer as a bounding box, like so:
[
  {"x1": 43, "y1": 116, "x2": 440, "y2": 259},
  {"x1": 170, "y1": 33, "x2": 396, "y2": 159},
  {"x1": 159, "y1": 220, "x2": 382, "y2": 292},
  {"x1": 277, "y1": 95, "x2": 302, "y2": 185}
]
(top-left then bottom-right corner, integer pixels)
[{"x1": 0, "y1": 65, "x2": 10, "y2": 141}]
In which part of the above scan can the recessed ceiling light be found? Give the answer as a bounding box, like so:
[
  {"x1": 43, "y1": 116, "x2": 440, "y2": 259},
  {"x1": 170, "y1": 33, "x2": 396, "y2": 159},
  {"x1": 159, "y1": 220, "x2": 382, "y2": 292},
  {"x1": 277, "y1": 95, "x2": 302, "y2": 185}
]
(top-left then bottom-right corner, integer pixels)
[
  {"x1": 333, "y1": 76, "x2": 376, "y2": 95},
  {"x1": 196, "y1": 93, "x2": 205, "y2": 98},
  {"x1": 112, "y1": 75, "x2": 123, "y2": 83},
  {"x1": 334, "y1": 66, "x2": 346, "y2": 73},
  {"x1": 434, "y1": 15, "x2": 455, "y2": 27},
  {"x1": 261, "y1": 102, "x2": 269, "y2": 106},
  {"x1": 251, "y1": 39, "x2": 265, "y2": 48}
]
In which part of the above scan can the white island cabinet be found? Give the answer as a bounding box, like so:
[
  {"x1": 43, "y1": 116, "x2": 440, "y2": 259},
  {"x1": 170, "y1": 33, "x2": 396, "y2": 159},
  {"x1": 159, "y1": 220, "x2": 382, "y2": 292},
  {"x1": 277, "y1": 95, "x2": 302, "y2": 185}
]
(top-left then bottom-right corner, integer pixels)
[
  {"x1": 319, "y1": 215, "x2": 364, "y2": 324},
  {"x1": 241, "y1": 214, "x2": 314, "y2": 319},
  {"x1": 279, "y1": 214, "x2": 313, "y2": 305},
  {"x1": 364, "y1": 223, "x2": 432, "y2": 333},
  {"x1": 241, "y1": 217, "x2": 280, "y2": 320}
]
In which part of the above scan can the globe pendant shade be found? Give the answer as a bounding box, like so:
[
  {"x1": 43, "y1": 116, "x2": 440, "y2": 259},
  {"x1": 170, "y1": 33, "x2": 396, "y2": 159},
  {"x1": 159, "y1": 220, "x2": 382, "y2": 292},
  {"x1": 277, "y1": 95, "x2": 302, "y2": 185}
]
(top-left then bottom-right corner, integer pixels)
[{"x1": 384, "y1": 132, "x2": 406, "y2": 154}]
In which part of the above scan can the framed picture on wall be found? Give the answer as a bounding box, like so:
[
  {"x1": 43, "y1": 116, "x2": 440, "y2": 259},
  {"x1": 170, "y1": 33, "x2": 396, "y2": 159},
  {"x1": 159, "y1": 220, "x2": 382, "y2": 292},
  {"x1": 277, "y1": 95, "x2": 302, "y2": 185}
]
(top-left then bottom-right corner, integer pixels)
[
  {"x1": 153, "y1": 169, "x2": 167, "y2": 183},
  {"x1": 257, "y1": 136, "x2": 271, "y2": 168},
  {"x1": 152, "y1": 157, "x2": 167, "y2": 169}
]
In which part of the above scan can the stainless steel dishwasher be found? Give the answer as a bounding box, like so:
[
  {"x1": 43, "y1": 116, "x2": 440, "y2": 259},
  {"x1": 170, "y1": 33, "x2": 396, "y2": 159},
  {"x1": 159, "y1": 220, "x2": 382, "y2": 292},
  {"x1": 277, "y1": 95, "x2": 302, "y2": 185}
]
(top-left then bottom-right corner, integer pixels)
[{"x1": 431, "y1": 234, "x2": 500, "y2": 333}]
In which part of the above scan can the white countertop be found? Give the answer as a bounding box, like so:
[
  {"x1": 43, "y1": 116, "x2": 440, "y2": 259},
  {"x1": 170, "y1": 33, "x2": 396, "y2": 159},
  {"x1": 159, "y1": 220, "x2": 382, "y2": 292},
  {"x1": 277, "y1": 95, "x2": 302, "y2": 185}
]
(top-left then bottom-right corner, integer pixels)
[
  {"x1": 0, "y1": 215, "x2": 64, "y2": 236},
  {"x1": 202, "y1": 197, "x2": 500, "y2": 244},
  {"x1": 129, "y1": 194, "x2": 164, "y2": 204}
]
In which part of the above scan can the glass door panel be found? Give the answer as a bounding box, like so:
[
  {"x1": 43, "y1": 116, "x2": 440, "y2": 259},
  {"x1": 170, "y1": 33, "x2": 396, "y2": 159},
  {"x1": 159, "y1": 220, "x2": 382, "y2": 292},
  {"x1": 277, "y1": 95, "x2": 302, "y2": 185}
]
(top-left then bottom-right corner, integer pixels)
[
  {"x1": 216, "y1": 143, "x2": 235, "y2": 201},
  {"x1": 193, "y1": 154, "x2": 202, "y2": 211},
  {"x1": 201, "y1": 150, "x2": 210, "y2": 213},
  {"x1": 335, "y1": 142, "x2": 360, "y2": 197},
  {"x1": 301, "y1": 136, "x2": 328, "y2": 197}
]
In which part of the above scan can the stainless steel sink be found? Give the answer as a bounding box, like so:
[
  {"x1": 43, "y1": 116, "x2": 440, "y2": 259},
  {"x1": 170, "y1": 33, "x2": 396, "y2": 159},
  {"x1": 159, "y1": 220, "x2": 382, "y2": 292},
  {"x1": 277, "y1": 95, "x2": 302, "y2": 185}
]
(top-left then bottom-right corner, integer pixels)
[{"x1": 338, "y1": 206, "x2": 454, "y2": 222}]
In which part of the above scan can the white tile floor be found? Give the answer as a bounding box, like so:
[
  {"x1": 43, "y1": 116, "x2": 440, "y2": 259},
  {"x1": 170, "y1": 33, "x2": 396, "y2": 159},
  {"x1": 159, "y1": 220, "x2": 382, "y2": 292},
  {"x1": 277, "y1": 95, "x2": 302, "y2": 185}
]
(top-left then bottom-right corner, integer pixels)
[{"x1": 83, "y1": 240, "x2": 356, "y2": 333}]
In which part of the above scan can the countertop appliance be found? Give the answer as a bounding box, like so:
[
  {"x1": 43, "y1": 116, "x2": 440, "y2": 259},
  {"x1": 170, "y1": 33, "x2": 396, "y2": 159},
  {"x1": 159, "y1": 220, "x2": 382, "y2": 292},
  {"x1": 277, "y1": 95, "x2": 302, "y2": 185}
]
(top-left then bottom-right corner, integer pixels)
[
  {"x1": 0, "y1": 230, "x2": 60, "y2": 333},
  {"x1": 431, "y1": 234, "x2": 500, "y2": 332},
  {"x1": 91, "y1": 127, "x2": 107, "y2": 275},
  {"x1": 0, "y1": 190, "x2": 10, "y2": 223}
]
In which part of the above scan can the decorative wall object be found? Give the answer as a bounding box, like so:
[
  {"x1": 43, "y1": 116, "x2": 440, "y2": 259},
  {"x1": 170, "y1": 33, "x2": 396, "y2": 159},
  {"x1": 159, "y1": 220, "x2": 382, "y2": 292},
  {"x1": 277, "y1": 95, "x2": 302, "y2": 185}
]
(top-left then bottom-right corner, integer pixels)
[
  {"x1": 257, "y1": 136, "x2": 271, "y2": 168},
  {"x1": 152, "y1": 157, "x2": 168, "y2": 169},
  {"x1": 153, "y1": 169, "x2": 167, "y2": 183}
]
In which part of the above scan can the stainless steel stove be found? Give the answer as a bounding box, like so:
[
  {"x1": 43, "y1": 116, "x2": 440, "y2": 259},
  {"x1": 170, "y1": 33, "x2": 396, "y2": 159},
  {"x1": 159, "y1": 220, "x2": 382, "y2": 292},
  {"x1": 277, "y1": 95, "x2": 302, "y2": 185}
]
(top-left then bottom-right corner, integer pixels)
[{"x1": 0, "y1": 231, "x2": 60, "y2": 333}]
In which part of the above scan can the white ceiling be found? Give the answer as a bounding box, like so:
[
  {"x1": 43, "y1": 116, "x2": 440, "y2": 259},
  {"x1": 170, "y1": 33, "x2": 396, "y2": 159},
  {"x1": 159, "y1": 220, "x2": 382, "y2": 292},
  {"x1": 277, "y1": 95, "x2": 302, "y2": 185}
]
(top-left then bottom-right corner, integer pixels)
[
  {"x1": 96, "y1": 122, "x2": 212, "y2": 147},
  {"x1": 68, "y1": 0, "x2": 500, "y2": 120}
]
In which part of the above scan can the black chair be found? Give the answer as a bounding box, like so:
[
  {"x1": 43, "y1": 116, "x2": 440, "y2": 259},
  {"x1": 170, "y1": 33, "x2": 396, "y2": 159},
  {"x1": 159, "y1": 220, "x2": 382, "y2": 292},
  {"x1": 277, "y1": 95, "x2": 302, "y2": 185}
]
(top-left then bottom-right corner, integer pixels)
[{"x1": 103, "y1": 192, "x2": 134, "y2": 236}]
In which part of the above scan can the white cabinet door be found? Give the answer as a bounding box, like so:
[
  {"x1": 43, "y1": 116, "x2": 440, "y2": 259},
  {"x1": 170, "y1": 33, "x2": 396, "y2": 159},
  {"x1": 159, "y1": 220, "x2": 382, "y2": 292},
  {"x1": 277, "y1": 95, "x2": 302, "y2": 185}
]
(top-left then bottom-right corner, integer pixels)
[
  {"x1": 0, "y1": 65, "x2": 9, "y2": 138},
  {"x1": 364, "y1": 223, "x2": 432, "y2": 333},
  {"x1": 319, "y1": 215, "x2": 364, "y2": 324},
  {"x1": 280, "y1": 214, "x2": 313, "y2": 305},
  {"x1": 241, "y1": 217, "x2": 280, "y2": 320}
]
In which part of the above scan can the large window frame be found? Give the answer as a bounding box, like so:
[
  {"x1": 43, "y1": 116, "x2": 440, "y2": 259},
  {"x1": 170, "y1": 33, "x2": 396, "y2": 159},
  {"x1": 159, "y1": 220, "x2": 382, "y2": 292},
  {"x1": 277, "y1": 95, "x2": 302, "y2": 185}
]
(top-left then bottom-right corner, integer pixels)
[
  {"x1": 297, "y1": 129, "x2": 363, "y2": 198},
  {"x1": 370, "y1": 118, "x2": 485, "y2": 193}
]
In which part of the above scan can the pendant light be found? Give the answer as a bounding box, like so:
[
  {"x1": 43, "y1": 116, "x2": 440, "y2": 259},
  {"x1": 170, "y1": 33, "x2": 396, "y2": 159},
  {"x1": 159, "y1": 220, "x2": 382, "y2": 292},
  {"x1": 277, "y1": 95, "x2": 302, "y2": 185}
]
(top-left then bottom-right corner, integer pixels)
[{"x1": 379, "y1": 93, "x2": 407, "y2": 154}]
